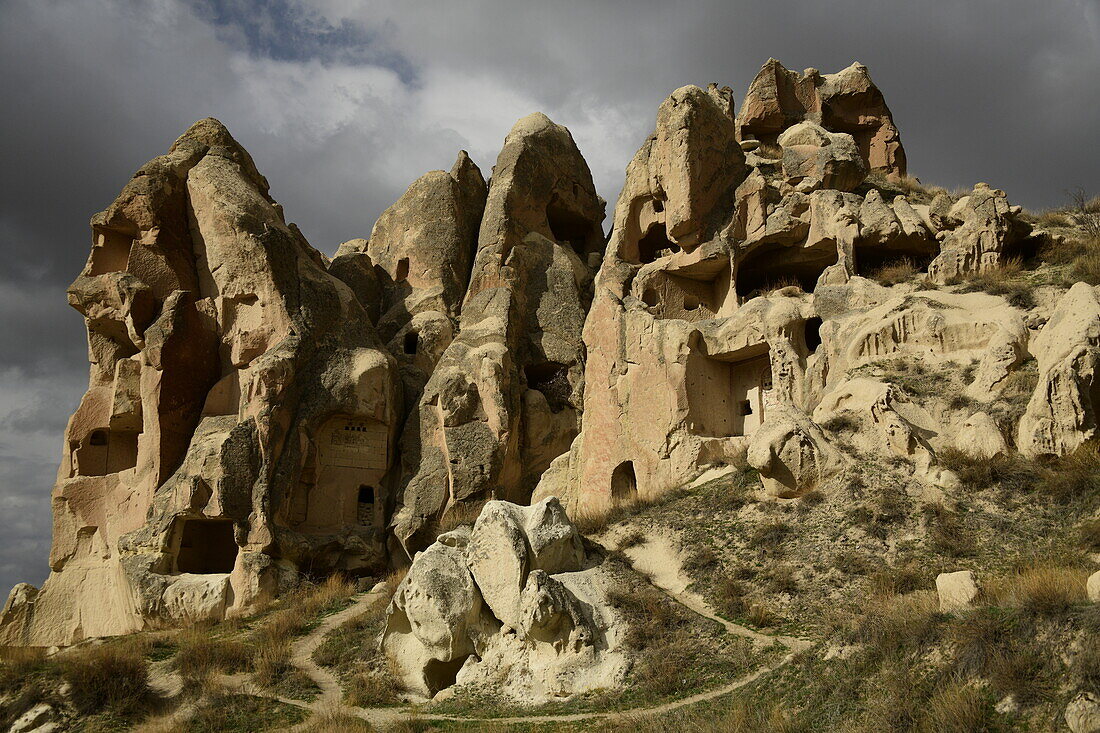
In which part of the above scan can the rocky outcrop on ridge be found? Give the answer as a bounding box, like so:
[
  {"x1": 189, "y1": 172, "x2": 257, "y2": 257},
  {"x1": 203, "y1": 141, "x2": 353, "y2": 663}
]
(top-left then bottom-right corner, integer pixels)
[{"x1": 737, "y1": 58, "x2": 907, "y2": 178}]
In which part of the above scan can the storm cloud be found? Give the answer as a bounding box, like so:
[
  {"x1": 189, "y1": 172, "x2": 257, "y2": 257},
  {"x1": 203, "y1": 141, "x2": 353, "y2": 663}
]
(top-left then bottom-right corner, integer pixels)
[{"x1": 0, "y1": 0, "x2": 1097, "y2": 594}]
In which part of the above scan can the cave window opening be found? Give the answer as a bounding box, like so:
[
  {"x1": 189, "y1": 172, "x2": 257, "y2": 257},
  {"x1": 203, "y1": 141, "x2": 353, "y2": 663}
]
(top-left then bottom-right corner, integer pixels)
[
  {"x1": 739, "y1": 400, "x2": 753, "y2": 416},
  {"x1": 395, "y1": 258, "x2": 410, "y2": 282},
  {"x1": 804, "y1": 317, "x2": 823, "y2": 352},
  {"x1": 683, "y1": 295, "x2": 700, "y2": 311},
  {"x1": 652, "y1": 199, "x2": 664, "y2": 213},
  {"x1": 734, "y1": 247, "x2": 838, "y2": 301},
  {"x1": 89, "y1": 228, "x2": 134, "y2": 276},
  {"x1": 524, "y1": 361, "x2": 572, "y2": 413},
  {"x1": 175, "y1": 518, "x2": 238, "y2": 574},
  {"x1": 642, "y1": 288, "x2": 659, "y2": 307},
  {"x1": 357, "y1": 485, "x2": 375, "y2": 525},
  {"x1": 854, "y1": 248, "x2": 934, "y2": 280},
  {"x1": 546, "y1": 201, "x2": 594, "y2": 256},
  {"x1": 403, "y1": 331, "x2": 419, "y2": 355},
  {"x1": 611, "y1": 461, "x2": 638, "y2": 504},
  {"x1": 74, "y1": 428, "x2": 139, "y2": 477},
  {"x1": 636, "y1": 222, "x2": 680, "y2": 265}
]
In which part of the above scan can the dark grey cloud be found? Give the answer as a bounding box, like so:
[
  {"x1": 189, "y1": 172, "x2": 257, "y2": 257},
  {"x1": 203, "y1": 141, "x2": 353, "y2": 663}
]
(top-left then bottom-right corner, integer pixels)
[{"x1": 0, "y1": 0, "x2": 1098, "y2": 594}]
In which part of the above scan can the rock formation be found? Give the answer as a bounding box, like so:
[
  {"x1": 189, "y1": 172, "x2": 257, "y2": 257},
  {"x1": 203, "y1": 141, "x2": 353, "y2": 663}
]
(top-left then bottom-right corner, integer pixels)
[
  {"x1": 390, "y1": 113, "x2": 605, "y2": 553},
  {"x1": 1, "y1": 119, "x2": 403, "y2": 645},
  {"x1": 5, "y1": 59, "x2": 1094, "y2": 690},
  {"x1": 382, "y1": 498, "x2": 627, "y2": 700},
  {"x1": 737, "y1": 58, "x2": 907, "y2": 178}
]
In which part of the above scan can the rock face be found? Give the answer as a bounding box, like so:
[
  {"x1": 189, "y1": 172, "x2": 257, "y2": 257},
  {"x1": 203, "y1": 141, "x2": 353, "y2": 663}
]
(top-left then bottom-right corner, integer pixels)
[
  {"x1": 737, "y1": 58, "x2": 907, "y2": 178},
  {"x1": 1018, "y1": 283, "x2": 1100, "y2": 457},
  {"x1": 6, "y1": 59, "x2": 1094, "y2": 659},
  {"x1": 391, "y1": 113, "x2": 605, "y2": 553},
  {"x1": 0, "y1": 119, "x2": 403, "y2": 646},
  {"x1": 535, "y1": 68, "x2": 1038, "y2": 513},
  {"x1": 382, "y1": 498, "x2": 627, "y2": 700}
]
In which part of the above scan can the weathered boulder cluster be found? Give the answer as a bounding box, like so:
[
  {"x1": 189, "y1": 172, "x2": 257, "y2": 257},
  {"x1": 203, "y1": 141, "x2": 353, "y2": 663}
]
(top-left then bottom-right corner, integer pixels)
[
  {"x1": 382, "y1": 497, "x2": 627, "y2": 700},
  {"x1": 3, "y1": 59, "x2": 1099, "y2": 705}
]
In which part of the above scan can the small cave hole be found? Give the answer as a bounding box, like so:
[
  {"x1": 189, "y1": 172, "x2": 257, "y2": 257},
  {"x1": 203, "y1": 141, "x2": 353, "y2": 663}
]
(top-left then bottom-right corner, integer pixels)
[
  {"x1": 357, "y1": 485, "x2": 375, "y2": 525},
  {"x1": 804, "y1": 317, "x2": 823, "y2": 352},
  {"x1": 735, "y1": 246, "x2": 837, "y2": 301},
  {"x1": 395, "y1": 258, "x2": 410, "y2": 282},
  {"x1": 423, "y1": 655, "x2": 470, "y2": 696},
  {"x1": 642, "y1": 288, "x2": 659, "y2": 307},
  {"x1": 611, "y1": 460, "x2": 638, "y2": 503},
  {"x1": 546, "y1": 200, "x2": 595, "y2": 256},
  {"x1": 652, "y1": 199, "x2": 664, "y2": 213},
  {"x1": 739, "y1": 400, "x2": 753, "y2": 416},
  {"x1": 524, "y1": 361, "x2": 572, "y2": 413},
  {"x1": 683, "y1": 295, "x2": 700, "y2": 311},
  {"x1": 636, "y1": 222, "x2": 679, "y2": 265},
  {"x1": 175, "y1": 519, "x2": 238, "y2": 574},
  {"x1": 403, "y1": 331, "x2": 419, "y2": 355}
]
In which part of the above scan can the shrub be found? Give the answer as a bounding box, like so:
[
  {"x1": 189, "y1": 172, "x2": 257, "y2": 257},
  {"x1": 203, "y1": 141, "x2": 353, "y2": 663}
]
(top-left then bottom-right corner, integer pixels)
[
  {"x1": 59, "y1": 642, "x2": 152, "y2": 715},
  {"x1": 821, "y1": 413, "x2": 861, "y2": 433},
  {"x1": 869, "y1": 561, "x2": 930, "y2": 598},
  {"x1": 434, "y1": 500, "x2": 486, "y2": 536},
  {"x1": 174, "y1": 630, "x2": 254, "y2": 685},
  {"x1": 617, "y1": 528, "x2": 647, "y2": 550},
  {"x1": 987, "y1": 565, "x2": 1089, "y2": 616},
  {"x1": 1080, "y1": 518, "x2": 1100, "y2": 552},
  {"x1": 919, "y1": 680, "x2": 995, "y2": 733},
  {"x1": 345, "y1": 667, "x2": 401, "y2": 707},
  {"x1": 833, "y1": 550, "x2": 876, "y2": 576},
  {"x1": 924, "y1": 503, "x2": 976, "y2": 558},
  {"x1": 1074, "y1": 634, "x2": 1100, "y2": 693},
  {"x1": 715, "y1": 575, "x2": 750, "y2": 618},
  {"x1": 607, "y1": 585, "x2": 688, "y2": 649},
  {"x1": 748, "y1": 520, "x2": 791, "y2": 551},
  {"x1": 764, "y1": 564, "x2": 799, "y2": 595},
  {"x1": 301, "y1": 711, "x2": 376, "y2": 732},
  {"x1": 870, "y1": 258, "x2": 919, "y2": 286},
  {"x1": 682, "y1": 545, "x2": 720, "y2": 575}
]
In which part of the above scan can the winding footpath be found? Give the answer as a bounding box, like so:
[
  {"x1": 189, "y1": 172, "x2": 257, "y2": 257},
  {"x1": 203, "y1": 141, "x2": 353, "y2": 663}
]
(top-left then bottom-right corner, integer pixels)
[{"x1": 214, "y1": 531, "x2": 816, "y2": 730}]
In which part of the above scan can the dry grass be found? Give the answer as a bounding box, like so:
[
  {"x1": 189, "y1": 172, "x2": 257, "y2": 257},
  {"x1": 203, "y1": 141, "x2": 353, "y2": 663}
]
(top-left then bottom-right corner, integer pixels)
[
  {"x1": 1079, "y1": 518, "x2": 1100, "y2": 551},
  {"x1": 58, "y1": 640, "x2": 153, "y2": 716},
  {"x1": 183, "y1": 692, "x2": 305, "y2": 732},
  {"x1": 383, "y1": 566, "x2": 409, "y2": 599},
  {"x1": 174, "y1": 628, "x2": 253, "y2": 690},
  {"x1": 602, "y1": 699, "x2": 794, "y2": 733},
  {"x1": 869, "y1": 258, "x2": 919, "y2": 286},
  {"x1": 433, "y1": 500, "x2": 486, "y2": 537},
  {"x1": 924, "y1": 503, "x2": 976, "y2": 558},
  {"x1": 856, "y1": 591, "x2": 941, "y2": 658},
  {"x1": 616, "y1": 528, "x2": 647, "y2": 550},
  {"x1": 748, "y1": 520, "x2": 791, "y2": 553},
  {"x1": 984, "y1": 565, "x2": 1089, "y2": 616},
  {"x1": 952, "y1": 258, "x2": 1036, "y2": 308},
  {"x1": 345, "y1": 665, "x2": 401, "y2": 707},
  {"x1": 918, "y1": 680, "x2": 995, "y2": 733}
]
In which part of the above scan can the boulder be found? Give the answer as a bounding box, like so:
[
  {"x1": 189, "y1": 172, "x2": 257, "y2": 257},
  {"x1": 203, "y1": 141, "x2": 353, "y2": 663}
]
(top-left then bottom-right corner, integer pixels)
[
  {"x1": 936, "y1": 570, "x2": 979, "y2": 612},
  {"x1": 1018, "y1": 283, "x2": 1100, "y2": 457},
  {"x1": 955, "y1": 412, "x2": 1009, "y2": 459},
  {"x1": 778, "y1": 122, "x2": 867, "y2": 192},
  {"x1": 382, "y1": 541, "x2": 488, "y2": 696},
  {"x1": 1066, "y1": 692, "x2": 1100, "y2": 733},
  {"x1": 467, "y1": 498, "x2": 584, "y2": 629},
  {"x1": 738, "y1": 58, "x2": 907, "y2": 178},
  {"x1": 1088, "y1": 570, "x2": 1100, "y2": 603},
  {"x1": 926, "y1": 184, "x2": 1032, "y2": 284},
  {"x1": 383, "y1": 500, "x2": 624, "y2": 702}
]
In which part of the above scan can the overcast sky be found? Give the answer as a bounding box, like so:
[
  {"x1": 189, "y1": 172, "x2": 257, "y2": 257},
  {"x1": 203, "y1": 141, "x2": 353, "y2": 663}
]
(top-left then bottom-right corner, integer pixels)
[{"x1": 0, "y1": 0, "x2": 1098, "y2": 596}]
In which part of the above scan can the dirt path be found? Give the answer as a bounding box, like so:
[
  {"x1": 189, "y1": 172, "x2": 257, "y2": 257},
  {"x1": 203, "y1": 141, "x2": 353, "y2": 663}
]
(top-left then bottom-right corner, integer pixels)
[{"x1": 210, "y1": 530, "x2": 813, "y2": 729}]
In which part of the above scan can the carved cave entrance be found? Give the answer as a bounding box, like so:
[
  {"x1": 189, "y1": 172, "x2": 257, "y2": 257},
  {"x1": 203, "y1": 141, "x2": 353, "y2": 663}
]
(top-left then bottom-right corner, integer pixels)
[
  {"x1": 546, "y1": 199, "x2": 599, "y2": 258},
  {"x1": 687, "y1": 346, "x2": 772, "y2": 438},
  {"x1": 288, "y1": 416, "x2": 390, "y2": 534},
  {"x1": 735, "y1": 246, "x2": 838, "y2": 301},
  {"x1": 72, "y1": 428, "x2": 140, "y2": 477},
  {"x1": 524, "y1": 361, "x2": 572, "y2": 413},
  {"x1": 175, "y1": 518, "x2": 238, "y2": 574},
  {"x1": 611, "y1": 461, "x2": 638, "y2": 504}
]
